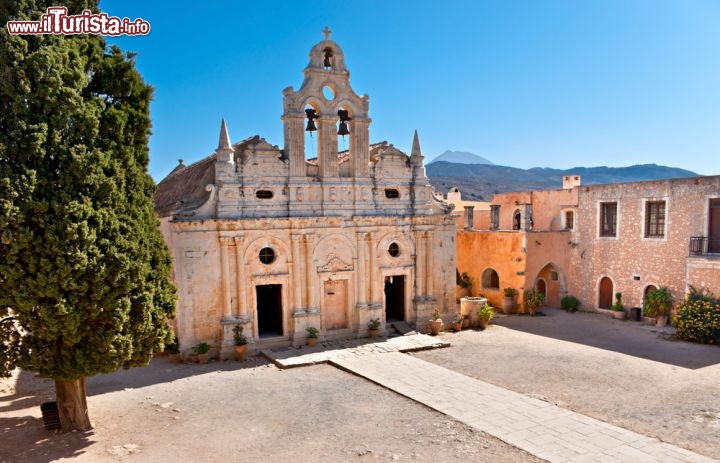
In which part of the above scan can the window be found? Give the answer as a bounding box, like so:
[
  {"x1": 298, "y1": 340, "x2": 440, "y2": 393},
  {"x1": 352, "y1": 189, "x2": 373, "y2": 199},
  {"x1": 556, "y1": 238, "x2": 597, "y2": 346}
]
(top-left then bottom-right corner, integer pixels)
[
  {"x1": 481, "y1": 268, "x2": 500, "y2": 289},
  {"x1": 600, "y1": 202, "x2": 617, "y2": 237},
  {"x1": 645, "y1": 201, "x2": 666, "y2": 238},
  {"x1": 512, "y1": 210, "x2": 522, "y2": 230},
  {"x1": 388, "y1": 242, "x2": 400, "y2": 257},
  {"x1": 259, "y1": 247, "x2": 275, "y2": 264},
  {"x1": 490, "y1": 205, "x2": 500, "y2": 230},
  {"x1": 565, "y1": 210, "x2": 574, "y2": 230},
  {"x1": 550, "y1": 271, "x2": 559, "y2": 281},
  {"x1": 256, "y1": 190, "x2": 273, "y2": 199},
  {"x1": 384, "y1": 189, "x2": 400, "y2": 199}
]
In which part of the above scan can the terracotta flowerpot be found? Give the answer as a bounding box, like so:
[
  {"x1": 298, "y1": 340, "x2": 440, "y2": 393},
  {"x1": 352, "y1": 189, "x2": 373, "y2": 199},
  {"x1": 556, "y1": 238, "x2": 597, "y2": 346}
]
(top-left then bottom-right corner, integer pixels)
[
  {"x1": 235, "y1": 344, "x2": 248, "y2": 361},
  {"x1": 613, "y1": 310, "x2": 625, "y2": 320},
  {"x1": 478, "y1": 319, "x2": 489, "y2": 329},
  {"x1": 452, "y1": 322, "x2": 462, "y2": 332},
  {"x1": 656, "y1": 314, "x2": 668, "y2": 327},
  {"x1": 196, "y1": 353, "x2": 209, "y2": 364},
  {"x1": 502, "y1": 296, "x2": 515, "y2": 314},
  {"x1": 168, "y1": 353, "x2": 181, "y2": 363},
  {"x1": 428, "y1": 319, "x2": 443, "y2": 335},
  {"x1": 368, "y1": 329, "x2": 379, "y2": 339},
  {"x1": 307, "y1": 337, "x2": 319, "y2": 347}
]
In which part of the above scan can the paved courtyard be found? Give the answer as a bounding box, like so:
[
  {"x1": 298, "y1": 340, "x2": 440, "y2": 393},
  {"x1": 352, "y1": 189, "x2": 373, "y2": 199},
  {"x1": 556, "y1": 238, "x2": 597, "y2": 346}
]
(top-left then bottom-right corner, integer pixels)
[{"x1": 2, "y1": 308, "x2": 719, "y2": 462}]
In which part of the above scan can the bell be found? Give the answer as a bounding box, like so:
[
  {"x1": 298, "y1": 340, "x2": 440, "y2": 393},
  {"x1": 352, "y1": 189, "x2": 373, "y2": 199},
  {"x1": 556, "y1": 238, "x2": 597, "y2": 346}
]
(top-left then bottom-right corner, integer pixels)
[
  {"x1": 305, "y1": 108, "x2": 318, "y2": 132},
  {"x1": 337, "y1": 121, "x2": 350, "y2": 136},
  {"x1": 306, "y1": 119, "x2": 317, "y2": 132}
]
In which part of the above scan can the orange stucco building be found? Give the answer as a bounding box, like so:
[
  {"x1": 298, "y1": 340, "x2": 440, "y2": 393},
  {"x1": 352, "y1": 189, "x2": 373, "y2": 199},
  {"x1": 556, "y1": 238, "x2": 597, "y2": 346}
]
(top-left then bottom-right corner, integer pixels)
[{"x1": 456, "y1": 175, "x2": 720, "y2": 314}]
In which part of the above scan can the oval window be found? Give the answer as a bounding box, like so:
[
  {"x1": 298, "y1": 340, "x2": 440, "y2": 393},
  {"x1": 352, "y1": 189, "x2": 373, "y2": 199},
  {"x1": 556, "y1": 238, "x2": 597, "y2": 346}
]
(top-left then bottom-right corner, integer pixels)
[
  {"x1": 259, "y1": 247, "x2": 275, "y2": 264},
  {"x1": 256, "y1": 190, "x2": 273, "y2": 199},
  {"x1": 385, "y1": 189, "x2": 400, "y2": 199},
  {"x1": 388, "y1": 242, "x2": 400, "y2": 258}
]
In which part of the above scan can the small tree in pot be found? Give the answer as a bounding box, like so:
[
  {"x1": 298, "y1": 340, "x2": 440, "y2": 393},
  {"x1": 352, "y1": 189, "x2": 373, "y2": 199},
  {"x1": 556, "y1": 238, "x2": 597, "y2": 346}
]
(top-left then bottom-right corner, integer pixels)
[
  {"x1": 643, "y1": 287, "x2": 674, "y2": 327},
  {"x1": 306, "y1": 327, "x2": 320, "y2": 346},
  {"x1": 502, "y1": 287, "x2": 517, "y2": 314},
  {"x1": 367, "y1": 318, "x2": 381, "y2": 338},
  {"x1": 523, "y1": 288, "x2": 545, "y2": 316},
  {"x1": 476, "y1": 303, "x2": 495, "y2": 329},
  {"x1": 428, "y1": 308, "x2": 443, "y2": 335},
  {"x1": 233, "y1": 324, "x2": 249, "y2": 361}
]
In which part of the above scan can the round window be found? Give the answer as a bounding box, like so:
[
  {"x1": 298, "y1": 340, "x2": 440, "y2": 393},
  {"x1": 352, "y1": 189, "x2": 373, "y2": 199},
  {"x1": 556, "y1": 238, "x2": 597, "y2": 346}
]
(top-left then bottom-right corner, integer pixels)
[
  {"x1": 259, "y1": 247, "x2": 275, "y2": 264},
  {"x1": 388, "y1": 242, "x2": 400, "y2": 258}
]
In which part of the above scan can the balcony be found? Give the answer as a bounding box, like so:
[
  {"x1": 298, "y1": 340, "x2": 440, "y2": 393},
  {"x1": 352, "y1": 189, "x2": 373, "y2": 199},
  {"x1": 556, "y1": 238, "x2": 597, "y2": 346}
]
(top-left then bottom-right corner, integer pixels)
[{"x1": 689, "y1": 236, "x2": 720, "y2": 257}]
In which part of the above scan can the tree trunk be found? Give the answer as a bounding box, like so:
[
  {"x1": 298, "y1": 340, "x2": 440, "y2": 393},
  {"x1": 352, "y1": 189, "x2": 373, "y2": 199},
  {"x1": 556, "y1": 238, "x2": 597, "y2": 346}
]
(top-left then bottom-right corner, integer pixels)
[{"x1": 55, "y1": 378, "x2": 92, "y2": 432}]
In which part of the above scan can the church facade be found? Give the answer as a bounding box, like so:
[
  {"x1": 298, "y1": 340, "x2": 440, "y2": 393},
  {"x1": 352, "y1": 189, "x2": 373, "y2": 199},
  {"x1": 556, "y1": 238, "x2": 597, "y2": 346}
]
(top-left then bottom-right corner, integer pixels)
[{"x1": 154, "y1": 30, "x2": 456, "y2": 357}]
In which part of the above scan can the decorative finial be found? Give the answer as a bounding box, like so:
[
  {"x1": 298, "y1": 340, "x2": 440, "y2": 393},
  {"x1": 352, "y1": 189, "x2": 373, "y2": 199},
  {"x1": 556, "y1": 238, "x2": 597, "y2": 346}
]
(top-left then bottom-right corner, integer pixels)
[
  {"x1": 178, "y1": 159, "x2": 184, "y2": 166},
  {"x1": 218, "y1": 118, "x2": 232, "y2": 151},
  {"x1": 322, "y1": 26, "x2": 332, "y2": 40}
]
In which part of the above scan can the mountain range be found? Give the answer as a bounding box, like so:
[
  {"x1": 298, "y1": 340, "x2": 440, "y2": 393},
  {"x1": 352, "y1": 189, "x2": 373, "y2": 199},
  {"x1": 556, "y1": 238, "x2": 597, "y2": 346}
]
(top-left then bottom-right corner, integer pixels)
[{"x1": 425, "y1": 156, "x2": 698, "y2": 202}]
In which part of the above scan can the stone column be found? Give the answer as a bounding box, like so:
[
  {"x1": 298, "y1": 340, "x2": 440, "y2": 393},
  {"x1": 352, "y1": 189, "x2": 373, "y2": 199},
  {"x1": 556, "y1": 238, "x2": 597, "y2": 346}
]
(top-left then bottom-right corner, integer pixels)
[
  {"x1": 425, "y1": 232, "x2": 434, "y2": 298},
  {"x1": 318, "y1": 117, "x2": 338, "y2": 178},
  {"x1": 233, "y1": 235, "x2": 246, "y2": 317},
  {"x1": 284, "y1": 114, "x2": 306, "y2": 177},
  {"x1": 291, "y1": 234, "x2": 304, "y2": 311},
  {"x1": 304, "y1": 234, "x2": 318, "y2": 312},
  {"x1": 368, "y1": 232, "x2": 378, "y2": 304},
  {"x1": 414, "y1": 231, "x2": 425, "y2": 297},
  {"x1": 219, "y1": 236, "x2": 233, "y2": 319},
  {"x1": 355, "y1": 232, "x2": 367, "y2": 306}
]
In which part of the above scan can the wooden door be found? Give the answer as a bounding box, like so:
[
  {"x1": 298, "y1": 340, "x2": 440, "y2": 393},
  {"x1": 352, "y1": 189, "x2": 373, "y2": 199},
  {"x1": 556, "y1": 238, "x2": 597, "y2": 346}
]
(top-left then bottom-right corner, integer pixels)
[
  {"x1": 709, "y1": 198, "x2": 720, "y2": 253},
  {"x1": 598, "y1": 277, "x2": 613, "y2": 309},
  {"x1": 323, "y1": 280, "x2": 348, "y2": 330}
]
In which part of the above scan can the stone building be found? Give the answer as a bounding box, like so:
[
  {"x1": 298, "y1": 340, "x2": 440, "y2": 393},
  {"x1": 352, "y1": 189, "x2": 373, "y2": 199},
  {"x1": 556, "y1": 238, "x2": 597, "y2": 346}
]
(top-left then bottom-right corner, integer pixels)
[
  {"x1": 457, "y1": 175, "x2": 720, "y2": 314},
  {"x1": 154, "y1": 30, "x2": 456, "y2": 357}
]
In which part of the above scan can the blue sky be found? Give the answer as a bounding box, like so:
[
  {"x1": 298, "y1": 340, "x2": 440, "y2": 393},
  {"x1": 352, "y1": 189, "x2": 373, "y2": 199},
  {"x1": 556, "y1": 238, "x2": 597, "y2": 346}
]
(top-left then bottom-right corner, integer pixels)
[{"x1": 101, "y1": 0, "x2": 720, "y2": 181}]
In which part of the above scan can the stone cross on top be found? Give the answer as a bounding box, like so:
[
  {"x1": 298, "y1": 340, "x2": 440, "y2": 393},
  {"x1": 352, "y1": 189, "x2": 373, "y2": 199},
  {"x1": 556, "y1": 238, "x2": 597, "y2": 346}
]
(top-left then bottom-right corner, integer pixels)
[{"x1": 322, "y1": 26, "x2": 332, "y2": 40}]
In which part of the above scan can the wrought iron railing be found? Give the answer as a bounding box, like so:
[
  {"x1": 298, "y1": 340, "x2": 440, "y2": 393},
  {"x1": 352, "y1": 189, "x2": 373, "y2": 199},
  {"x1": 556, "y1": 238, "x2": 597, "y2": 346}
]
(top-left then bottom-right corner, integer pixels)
[{"x1": 689, "y1": 236, "x2": 720, "y2": 256}]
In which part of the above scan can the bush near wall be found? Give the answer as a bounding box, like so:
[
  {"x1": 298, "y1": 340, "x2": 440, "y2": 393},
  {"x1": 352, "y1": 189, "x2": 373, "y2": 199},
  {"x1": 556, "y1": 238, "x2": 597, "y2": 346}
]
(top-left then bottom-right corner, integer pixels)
[{"x1": 674, "y1": 298, "x2": 720, "y2": 344}]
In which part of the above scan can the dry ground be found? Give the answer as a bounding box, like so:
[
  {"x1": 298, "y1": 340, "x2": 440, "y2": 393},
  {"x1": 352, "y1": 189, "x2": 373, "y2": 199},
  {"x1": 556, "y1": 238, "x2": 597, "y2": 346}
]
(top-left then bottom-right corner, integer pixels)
[{"x1": 2, "y1": 307, "x2": 719, "y2": 462}]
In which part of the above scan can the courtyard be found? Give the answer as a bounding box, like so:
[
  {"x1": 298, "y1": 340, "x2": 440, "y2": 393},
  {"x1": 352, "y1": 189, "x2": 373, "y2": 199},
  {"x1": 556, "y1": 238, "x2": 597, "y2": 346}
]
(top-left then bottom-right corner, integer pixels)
[{"x1": 1, "y1": 308, "x2": 719, "y2": 462}]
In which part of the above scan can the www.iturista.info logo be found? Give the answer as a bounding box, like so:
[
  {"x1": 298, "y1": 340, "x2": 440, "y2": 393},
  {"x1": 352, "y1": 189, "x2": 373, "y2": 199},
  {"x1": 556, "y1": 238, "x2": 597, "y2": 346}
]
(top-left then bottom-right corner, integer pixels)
[{"x1": 6, "y1": 7, "x2": 150, "y2": 36}]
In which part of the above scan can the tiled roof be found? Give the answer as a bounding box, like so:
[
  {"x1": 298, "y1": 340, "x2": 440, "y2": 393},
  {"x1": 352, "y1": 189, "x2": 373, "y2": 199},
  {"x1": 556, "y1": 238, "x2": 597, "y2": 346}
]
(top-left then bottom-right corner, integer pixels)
[{"x1": 154, "y1": 154, "x2": 217, "y2": 217}]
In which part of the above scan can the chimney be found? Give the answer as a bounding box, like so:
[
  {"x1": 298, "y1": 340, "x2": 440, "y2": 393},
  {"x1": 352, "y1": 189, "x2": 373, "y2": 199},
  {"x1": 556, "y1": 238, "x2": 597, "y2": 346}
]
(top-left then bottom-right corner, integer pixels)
[{"x1": 563, "y1": 175, "x2": 581, "y2": 189}]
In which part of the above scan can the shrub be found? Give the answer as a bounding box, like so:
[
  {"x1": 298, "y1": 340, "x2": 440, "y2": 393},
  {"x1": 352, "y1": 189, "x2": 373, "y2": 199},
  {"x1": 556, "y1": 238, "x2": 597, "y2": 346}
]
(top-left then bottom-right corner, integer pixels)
[
  {"x1": 503, "y1": 287, "x2": 517, "y2": 297},
  {"x1": 643, "y1": 287, "x2": 674, "y2": 317},
  {"x1": 523, "y1": 288, "x2": 545, "y2": 314},
  {"x1": 476, "y1": 303, "x2": 495, "y2": 321},
  {"x1": 674, "y1": 298, "x2": 720, "y2": 344},
  {"x1": 561, "y1": 295, "x2": 581, "y2": 312}
]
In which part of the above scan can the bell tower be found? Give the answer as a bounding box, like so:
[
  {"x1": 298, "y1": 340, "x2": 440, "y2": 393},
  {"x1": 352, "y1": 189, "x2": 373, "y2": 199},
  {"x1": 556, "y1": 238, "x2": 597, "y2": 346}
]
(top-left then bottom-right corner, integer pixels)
[{"x1": 281, "y1": 27, "x2": 371, "y2": 179}]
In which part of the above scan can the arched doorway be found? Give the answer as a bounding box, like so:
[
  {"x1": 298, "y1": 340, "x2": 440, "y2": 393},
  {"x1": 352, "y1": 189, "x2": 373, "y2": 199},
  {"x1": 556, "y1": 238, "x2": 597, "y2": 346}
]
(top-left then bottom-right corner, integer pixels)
[
  {"x1": 536, "y1": 279, "x2": 547, "y2": 299},
  {"x1": 644, "y1": 285, "x2": 657, "y2": 297},
  {"x1": 533, "y1": 263, "x2": 566, "y2": 308},
  {"x1": 598, "y1": 277, "x2": 613, "y2": 309}
]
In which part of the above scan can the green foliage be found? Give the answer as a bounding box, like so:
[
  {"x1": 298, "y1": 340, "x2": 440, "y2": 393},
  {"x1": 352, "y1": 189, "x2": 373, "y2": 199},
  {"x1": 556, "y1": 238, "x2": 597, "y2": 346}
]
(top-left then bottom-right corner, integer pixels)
[
  {"x1": 642, "y1": 287, "x2": 674, "y2": 317},
  {"x1": 431, "y1": 308, "x2": 441, "y2": 320},
  {"x1": 476, "y1": 303, "x2": 495, "y2": 321},
  {"x1": 193, "y1": 342, "x2": 210, "y2": 355},
  {"x1": 367, "y1": 318, "x2": 381, "y2": 330},
  {"x1": 561, "y1": 295, "x2": 580, "y2": 312},
  {"x1": 456, "y1": 271, "x2": 473, "y2": 289},
  {"x1": 503, "y1": 287, "x2": 517, "y2": 297},
  {"x1": 0, "y1": 0, "x2": 177, "y2": 380},
  {"x1": 611, "y1": 292, "x2": 625, "y2": 312},
  {"x1": 232, "y1": 325, "x2": 247, "y2": 345},
  {"x1": 523, "y1": 288, "x2": 545, "y2": 314},
  {"x1": 674, "y1": 298, "x2": 720, "y2": 344},
  {"x1": 306, "y1": 327, "x2": 319, "y2": 338}
]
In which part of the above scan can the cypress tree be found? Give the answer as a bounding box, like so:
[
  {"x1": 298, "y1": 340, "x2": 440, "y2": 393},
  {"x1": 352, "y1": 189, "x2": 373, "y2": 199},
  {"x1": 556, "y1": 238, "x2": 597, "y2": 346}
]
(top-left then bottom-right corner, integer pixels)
[{"x1": 0, "y1": 0, "x2": 177, "y2": 431}]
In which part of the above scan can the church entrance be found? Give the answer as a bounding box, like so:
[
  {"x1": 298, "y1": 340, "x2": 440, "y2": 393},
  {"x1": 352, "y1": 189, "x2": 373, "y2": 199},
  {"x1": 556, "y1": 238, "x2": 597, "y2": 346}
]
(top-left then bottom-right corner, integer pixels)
[
  {"x1": 256, "y1": 284, "x2": 283, "y2": 337},
  {"x1": 323, "y1": 279, "x2": 348, "y2": 330},
  {"x1": 384, "y1": 275, "x2": 405, "y2": 321},
  {"x1": 598, "y1": 277, "x2": 613, "y2": 310}
]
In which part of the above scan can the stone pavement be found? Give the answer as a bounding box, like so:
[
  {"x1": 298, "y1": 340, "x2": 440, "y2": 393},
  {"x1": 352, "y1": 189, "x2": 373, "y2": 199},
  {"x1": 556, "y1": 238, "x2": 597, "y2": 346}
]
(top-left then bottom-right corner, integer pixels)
[
  {"x1": 331, "y1": 352, "x2": 718, "y2": 463},
  {"x1": 260, "y1": 333, "x2": 449, "y2": 368}
]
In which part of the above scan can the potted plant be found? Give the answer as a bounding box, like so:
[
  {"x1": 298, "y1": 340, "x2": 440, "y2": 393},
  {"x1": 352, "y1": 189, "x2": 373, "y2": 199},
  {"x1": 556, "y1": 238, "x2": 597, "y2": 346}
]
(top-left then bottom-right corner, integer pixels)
[
  {"x1": 166, "y1": 337, "x2": 181, "y2": 362},
  {"x1": 428, "y1": 308, "x2": 443, "y2": 335},
  {"x1": 476, "y1": 303, "x2": 494, "y2": 329},
  {"x1": 233, "y1": 324, "x2": 249, "y2": 361},
  {"x1": 502, "y1": 287, "x2": 517, "y2": 314},
  {"x1": 561, "y1": 295, "x2": 581, "y2": 313},
  {"x1": 452, "y1": 314, "x2": 463, "y2": 332},
  {"x1": 523, "y1": 288, "x2": 545, "y2": 315},
  {"x1": 193, "y1": 342, "x2": 210, "y2": 364},
  {"x1": 456, "y1": 271, "x2": 474, "y2": 299},
  {"x1": 367, "y1": 318, "x2": 381, "y2": 338},
  {"x1": 643, "y1": 287, "x2": 674, "y2": 327},
  {"x1": 611, "y1": 292, "x2": 625, "y2": 319},
  {"x1": 306, "y1": 326, "x2": 319, "y2": 346}
]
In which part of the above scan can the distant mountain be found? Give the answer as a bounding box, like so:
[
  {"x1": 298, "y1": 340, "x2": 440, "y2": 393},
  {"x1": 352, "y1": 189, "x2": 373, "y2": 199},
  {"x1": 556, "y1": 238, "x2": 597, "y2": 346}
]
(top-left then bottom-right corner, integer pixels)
[
  {"x1": 426, "y1": 162, "x2": 699, "y2": 202},
  {"x1": 428, "y1": 150, "x2": 494, "y2": 165}
]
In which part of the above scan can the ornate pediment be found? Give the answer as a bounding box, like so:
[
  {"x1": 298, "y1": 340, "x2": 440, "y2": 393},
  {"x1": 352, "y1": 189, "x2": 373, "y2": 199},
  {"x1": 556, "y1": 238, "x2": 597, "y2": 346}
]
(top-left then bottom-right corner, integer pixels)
[{"x1": 317, "y1": 253, "x2": 354, "y2": 273}]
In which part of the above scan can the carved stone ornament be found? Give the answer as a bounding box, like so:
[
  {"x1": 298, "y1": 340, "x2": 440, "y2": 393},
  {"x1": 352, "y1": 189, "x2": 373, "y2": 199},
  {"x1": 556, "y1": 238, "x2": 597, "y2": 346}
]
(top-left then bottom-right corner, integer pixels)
[{"x1": 317, "y1": 253, "x2": 354, "y2": 272}]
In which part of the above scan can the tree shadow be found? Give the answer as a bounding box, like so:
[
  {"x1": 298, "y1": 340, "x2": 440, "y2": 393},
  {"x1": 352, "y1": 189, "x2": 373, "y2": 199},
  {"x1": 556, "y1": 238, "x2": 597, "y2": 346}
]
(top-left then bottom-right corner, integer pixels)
[{"x1": 492, "y1": 307, "x2": 720, "y2": 369}]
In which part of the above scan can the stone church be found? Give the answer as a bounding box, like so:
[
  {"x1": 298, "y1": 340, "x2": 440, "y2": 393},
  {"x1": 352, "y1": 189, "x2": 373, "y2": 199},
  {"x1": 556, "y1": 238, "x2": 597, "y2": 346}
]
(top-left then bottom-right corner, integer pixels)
[{"x1": 154, "y1": 29, "x2": 456, "y2": 357}]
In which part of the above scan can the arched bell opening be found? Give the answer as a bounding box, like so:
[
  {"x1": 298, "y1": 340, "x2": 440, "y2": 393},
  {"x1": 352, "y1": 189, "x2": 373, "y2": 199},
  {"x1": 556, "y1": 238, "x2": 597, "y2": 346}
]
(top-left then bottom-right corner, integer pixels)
[{"x1": 303, "y1": 103, "x2": 320, "y2": 160}]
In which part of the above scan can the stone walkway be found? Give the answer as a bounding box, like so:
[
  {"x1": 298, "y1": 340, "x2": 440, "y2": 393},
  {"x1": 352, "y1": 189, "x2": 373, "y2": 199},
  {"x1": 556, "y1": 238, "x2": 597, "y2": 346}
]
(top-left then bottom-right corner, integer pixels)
[
  {"x1": 260, "y1": 333, "x2": 449, "y2": 368},
  {"x1": 331, "y1": 352, "x2": 718, "y2": 463}
]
